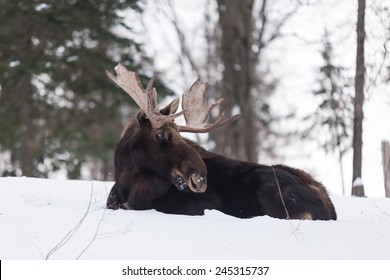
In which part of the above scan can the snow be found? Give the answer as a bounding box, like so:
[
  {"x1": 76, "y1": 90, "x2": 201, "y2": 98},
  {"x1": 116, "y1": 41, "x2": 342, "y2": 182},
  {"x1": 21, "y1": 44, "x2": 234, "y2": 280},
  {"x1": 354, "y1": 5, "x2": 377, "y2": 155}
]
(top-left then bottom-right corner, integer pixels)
[
  {"x1": 353, "y1": 177, "x2": 364, "y2": 187},
  {"x1": 1, "y1": 177, "x2": 390, "y2": 260}
]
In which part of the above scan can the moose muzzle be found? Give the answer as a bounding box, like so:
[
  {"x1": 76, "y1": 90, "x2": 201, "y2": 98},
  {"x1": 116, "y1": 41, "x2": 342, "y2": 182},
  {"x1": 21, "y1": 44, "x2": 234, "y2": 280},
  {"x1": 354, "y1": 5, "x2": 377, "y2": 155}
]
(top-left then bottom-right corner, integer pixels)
[{"x1": 172, "y1": 169, "x2": 207, "y2": 193}]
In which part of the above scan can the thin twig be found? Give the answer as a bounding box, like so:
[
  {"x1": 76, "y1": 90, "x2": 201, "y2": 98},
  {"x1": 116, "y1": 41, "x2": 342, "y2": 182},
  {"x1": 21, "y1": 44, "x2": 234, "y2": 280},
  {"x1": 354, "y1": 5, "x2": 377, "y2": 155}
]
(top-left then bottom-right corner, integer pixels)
[
  {"x1": 97, "y1": 223, "x2": 134, "y2": 239},
  {"x1": 18, "y1": 225, "x2": 44, "y2": 260},
  {"x1": 45, "y1": 182, "x2": 95, "y2": 259},
  {"x1": 76, "y1": 207, "x2": 106, "y2": 260},
  {"x1": 271, "y1": 165, "x2": 290, "y2": 219},
  {"x1": 160, "y1": 0, "x2": 202, "y2": 78},
  {"x1": 272, "y1": 166, "x2": 306, "y2": 241},
  {"x1": 373, "y1": 201, "x2": 390, "y2": 218},
  {"x1": 76, "y1": 181, "x2": 133, "y2": 258}
]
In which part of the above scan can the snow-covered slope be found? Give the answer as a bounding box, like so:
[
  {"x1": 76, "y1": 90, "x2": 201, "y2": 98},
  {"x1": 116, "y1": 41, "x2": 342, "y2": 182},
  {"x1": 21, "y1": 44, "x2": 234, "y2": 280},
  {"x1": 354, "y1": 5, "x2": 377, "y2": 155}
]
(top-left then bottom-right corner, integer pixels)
[{"x1": 1, "y1": 177, "x2": 390, "y2": 260}]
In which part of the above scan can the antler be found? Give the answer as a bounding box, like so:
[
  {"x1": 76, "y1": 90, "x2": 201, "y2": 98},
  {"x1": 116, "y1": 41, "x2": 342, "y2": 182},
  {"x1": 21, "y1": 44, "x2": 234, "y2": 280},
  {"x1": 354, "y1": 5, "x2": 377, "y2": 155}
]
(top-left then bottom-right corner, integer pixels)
[
  {"x1": 177, "y1": 79, "x2": 240, "y2": 133},
  {"x1": 105, "y1": 63, "x2": 183, "y2": 128}
]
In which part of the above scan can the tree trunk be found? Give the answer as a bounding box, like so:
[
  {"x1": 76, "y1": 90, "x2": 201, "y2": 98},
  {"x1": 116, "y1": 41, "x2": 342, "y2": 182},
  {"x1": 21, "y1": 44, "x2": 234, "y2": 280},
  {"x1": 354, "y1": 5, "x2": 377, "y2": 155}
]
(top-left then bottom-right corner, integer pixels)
[
  {"x1": 213, "y1": 0, "x2": 258, "y2": 162},
  {"x1": 352, "y1": 0, "x2": 366, "y2": 196},
  {"x1": 382, "y1": 141, "x2": 390, "y2": 198},
  {"x1": 19, "y1": 73, "x2": 34, "y2": 177},
  {"x1": 18, "y1": 26, "x2": 35, "y2": 177}
]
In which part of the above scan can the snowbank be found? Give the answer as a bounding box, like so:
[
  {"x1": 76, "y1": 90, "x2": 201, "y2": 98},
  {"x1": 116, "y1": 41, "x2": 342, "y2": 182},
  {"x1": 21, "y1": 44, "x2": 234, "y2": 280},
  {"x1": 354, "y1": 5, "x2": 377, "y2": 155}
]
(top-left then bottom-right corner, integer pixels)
[{"x1": 1, "y1": 177, "x2": 390, "y2": 260}]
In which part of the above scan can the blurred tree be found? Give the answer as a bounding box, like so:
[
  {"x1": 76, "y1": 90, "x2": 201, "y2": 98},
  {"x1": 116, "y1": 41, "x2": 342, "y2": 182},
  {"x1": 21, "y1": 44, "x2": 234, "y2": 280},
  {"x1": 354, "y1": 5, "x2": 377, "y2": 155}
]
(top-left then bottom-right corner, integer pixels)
[
  {"x1": 0, "y1": 0, "x2": 173, "y2": 179},
  {"x1": 303, "y1": 30, "x2": 353, "y2": 195},
  {"x1": 155, "y1": 0, "x2": 300, "y2": 162},
  {"x1": 214, "y1": 0, "x2": 257, "y2": 161},
  {"x1": 352, "y1": 0, "x2": 366, "y2": 196},
  {"x1": 211, "y1": 0, "x2": 299, "y2": 162},
  {"x1": 366, "y1": 1, "x2": 390, "y2": 89}
]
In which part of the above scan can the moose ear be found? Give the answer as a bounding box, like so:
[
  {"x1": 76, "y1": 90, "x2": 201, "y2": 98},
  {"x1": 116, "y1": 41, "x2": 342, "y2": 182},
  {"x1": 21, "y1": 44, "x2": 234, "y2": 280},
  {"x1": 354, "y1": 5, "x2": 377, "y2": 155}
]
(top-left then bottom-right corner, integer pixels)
[{"x1": 159, "y1": 97, "x2": 180, "y2": 116}]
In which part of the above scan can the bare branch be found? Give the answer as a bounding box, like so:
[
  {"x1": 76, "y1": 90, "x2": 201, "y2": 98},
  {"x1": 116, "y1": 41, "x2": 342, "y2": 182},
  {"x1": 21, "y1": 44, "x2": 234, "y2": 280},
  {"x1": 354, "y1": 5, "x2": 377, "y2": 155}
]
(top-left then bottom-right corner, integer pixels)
[
  {"x1": 76, "y1": 208, "x2": 106, "y2": 260},
  {"x1": 158, "y1": 0, "x2": 202, "y2": 78},
  {"x1": 253, "y1": 0, "x2": 303, "y2": 59},
  {"x1": 256, "y1": 0, "x2": 268, "y2": 51},
  {"x1": 46, "y1": 183, "x2": 95, "y2": 259}
]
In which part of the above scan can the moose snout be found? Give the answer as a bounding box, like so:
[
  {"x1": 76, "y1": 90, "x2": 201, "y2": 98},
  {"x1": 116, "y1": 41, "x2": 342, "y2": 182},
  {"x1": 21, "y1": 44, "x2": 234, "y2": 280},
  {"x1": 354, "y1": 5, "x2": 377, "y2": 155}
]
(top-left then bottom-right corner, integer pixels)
[{"x1": 172, "y1": 168, "x2": 207, "y2": 193}]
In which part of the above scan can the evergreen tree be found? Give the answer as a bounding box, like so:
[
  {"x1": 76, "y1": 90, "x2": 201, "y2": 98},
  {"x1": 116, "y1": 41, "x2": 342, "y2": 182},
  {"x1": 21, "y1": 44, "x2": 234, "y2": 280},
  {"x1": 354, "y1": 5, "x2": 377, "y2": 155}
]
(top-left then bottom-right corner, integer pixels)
[
  {"x1": 0, "y1": 1, "x2": 173, "y2": 178},
  {"x1": 303, "y1": 30, "x2": 353, "y2": 195}
]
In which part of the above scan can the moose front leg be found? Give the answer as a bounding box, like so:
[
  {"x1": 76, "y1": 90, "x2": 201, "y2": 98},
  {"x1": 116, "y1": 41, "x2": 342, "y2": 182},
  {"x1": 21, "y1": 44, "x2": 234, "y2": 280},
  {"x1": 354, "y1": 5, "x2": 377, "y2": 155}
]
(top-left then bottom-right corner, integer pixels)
[{"x1": 106, "y1": 183, "x2": 123, "y2": 210}]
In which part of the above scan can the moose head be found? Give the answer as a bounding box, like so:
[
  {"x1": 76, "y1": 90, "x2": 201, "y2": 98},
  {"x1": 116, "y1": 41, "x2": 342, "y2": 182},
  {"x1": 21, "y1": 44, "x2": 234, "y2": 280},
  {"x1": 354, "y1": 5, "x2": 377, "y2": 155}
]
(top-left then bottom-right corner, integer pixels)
[{"x1": 106, "y1": 63, "x2": 239, "y2": 195}]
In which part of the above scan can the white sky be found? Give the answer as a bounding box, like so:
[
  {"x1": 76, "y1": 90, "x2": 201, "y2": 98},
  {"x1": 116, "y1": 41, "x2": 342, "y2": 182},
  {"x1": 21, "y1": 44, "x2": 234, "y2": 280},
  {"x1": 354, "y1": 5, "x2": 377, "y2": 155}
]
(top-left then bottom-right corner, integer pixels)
[{"x1": 134, "y1": 0, "x2": 390, "y2": 197}]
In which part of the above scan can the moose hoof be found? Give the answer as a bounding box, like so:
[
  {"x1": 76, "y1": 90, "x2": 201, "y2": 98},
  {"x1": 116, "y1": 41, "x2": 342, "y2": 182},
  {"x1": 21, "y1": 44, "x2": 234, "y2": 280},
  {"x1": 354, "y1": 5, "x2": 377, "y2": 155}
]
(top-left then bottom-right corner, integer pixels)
[{"x1": 175, "y1": 176, "x2": 190, "y2": 192}]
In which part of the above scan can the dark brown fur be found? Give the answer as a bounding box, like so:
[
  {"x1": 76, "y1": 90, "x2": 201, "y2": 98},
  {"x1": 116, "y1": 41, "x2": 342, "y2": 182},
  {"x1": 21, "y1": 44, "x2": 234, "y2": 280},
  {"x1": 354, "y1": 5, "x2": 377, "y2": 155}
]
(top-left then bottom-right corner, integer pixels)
[
  {"x1": 106, "y1": 106, "x2": 220, "y2": 214},
  {"x1": 105, "y1": 64, "x2": 336, "y2": 219},
  {"x1": 107, "y1": 114, "x2": 337, "y2": 220},
  {"x1": 185, "y1": 140, "x2": 336, "y2": 220}
]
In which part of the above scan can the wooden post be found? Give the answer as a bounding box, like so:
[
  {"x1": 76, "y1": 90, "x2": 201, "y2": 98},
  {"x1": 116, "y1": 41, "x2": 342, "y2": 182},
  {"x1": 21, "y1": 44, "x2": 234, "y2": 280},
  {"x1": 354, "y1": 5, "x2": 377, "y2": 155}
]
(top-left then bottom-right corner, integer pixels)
[{"x1": 382, "y1": 141, "x2": 390, "y2": 198}]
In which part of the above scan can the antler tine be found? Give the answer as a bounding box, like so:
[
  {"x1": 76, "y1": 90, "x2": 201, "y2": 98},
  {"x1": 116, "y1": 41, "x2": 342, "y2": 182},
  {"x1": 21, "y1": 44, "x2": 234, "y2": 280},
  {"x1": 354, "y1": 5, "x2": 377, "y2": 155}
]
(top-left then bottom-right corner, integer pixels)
[
  {"x1": 106, "y1": 63, "x2": 183, "y2": 128},
  {"x1": 178, "y1": 79, "x2": 240, "y2": 133}
]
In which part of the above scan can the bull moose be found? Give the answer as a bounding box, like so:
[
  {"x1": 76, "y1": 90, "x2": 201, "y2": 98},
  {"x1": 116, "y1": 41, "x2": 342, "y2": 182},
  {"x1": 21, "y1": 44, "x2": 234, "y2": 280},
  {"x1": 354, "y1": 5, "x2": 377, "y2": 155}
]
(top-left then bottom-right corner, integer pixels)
[{"x1": 106, "y1": 63, "x2": 337, "y2": 220}]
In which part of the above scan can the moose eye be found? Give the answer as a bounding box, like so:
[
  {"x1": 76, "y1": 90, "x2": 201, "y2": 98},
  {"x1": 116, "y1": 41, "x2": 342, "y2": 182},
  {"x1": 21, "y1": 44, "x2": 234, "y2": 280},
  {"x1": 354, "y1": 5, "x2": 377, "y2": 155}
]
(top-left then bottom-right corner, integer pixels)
[{"x1": 155, "y1": 130, "x2": 169, "y2": 142}]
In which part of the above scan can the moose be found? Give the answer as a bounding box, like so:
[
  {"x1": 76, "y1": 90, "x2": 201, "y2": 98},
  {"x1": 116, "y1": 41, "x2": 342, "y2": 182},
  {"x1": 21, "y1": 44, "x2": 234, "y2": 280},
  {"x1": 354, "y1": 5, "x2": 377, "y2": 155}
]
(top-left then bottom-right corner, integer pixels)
[{"x1": 106, "y1": 63, "x2": 337, "y2": 220}]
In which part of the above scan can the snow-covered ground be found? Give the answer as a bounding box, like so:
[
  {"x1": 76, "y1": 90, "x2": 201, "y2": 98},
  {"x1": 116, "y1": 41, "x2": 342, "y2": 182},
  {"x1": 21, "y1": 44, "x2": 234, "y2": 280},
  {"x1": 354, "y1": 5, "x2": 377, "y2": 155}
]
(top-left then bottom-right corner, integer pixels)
[{"x1": 1, "y1": 176, "x2": 390, "y2": 260}]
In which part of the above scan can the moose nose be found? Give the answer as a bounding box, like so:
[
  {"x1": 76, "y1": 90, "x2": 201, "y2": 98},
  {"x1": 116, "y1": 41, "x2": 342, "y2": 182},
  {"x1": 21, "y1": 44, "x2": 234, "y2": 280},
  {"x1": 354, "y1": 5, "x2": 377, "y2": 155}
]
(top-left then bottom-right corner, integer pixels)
[{"x1": 190, "y1": 173, "x2": 207, "y2": 193}]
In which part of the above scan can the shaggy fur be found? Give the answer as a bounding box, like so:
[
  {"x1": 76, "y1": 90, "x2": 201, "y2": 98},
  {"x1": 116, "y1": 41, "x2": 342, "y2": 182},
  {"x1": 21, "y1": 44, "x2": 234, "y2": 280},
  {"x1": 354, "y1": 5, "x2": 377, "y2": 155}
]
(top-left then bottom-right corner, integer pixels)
[
  {"x1": 107, "y1": 109, "x2": 337, "y2": 220},
  {"x1": 186, "y1": 139, "x2": 336, "y2": 220}
]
